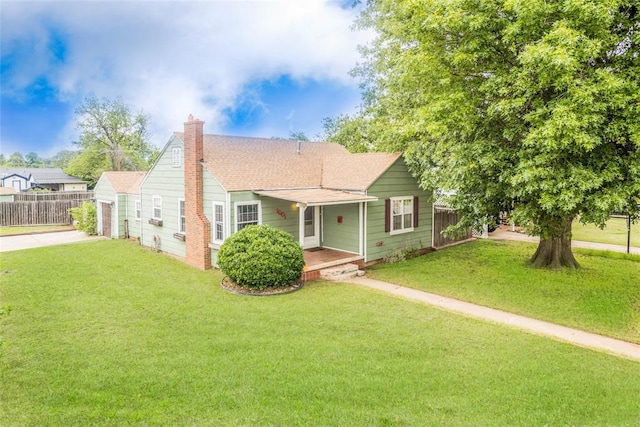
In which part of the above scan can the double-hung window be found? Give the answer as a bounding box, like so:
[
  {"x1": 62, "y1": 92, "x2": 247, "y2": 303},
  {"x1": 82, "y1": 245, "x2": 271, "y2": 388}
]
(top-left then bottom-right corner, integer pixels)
[
  {"x1": 213, "y1": 202, "x2": 225, "y2": 242},
  {"x1": 152, "y1": 196, "x2": 162, "y2": 220},
  {"x1": 178, "y1": 199, "x2": 186, "y2": 234},
  {"x1": 235, "y1": 201, "x2": 261, "y2": 232},
  {"x1": 390, "y1": 196, "x2": 414, "y2": 234},
  {"x1": 135, "y1": 200, "x2": 141, "y2": 221}
]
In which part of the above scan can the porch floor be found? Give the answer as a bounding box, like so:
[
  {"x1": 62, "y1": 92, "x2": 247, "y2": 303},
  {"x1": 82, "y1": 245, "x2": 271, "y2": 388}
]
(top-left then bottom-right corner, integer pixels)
[{"x1": 303, "y1": 248, "x2": 363, "y2": 271}]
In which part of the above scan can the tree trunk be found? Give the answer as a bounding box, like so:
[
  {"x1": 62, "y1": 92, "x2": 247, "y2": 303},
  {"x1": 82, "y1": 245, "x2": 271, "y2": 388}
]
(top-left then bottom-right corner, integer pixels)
[{"x1": 530, "y1": 217, "x2": 580, "y2": 269}]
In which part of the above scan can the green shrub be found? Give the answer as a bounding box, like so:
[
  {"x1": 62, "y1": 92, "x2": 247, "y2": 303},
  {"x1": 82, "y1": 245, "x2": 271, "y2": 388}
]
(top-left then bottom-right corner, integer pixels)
[
  {"x1": 218, "y1": 225, "x2": 305, "y2": 289},
  {"x1": 69, "y1": 201, "x2": 97, "y2": 235},
  {"x1": 383, "y1": 244, "x2": 421, "y2": 264}
]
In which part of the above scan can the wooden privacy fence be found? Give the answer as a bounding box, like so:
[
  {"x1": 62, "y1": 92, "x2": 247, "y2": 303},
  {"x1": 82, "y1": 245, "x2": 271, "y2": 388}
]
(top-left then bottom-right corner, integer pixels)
[
  {"x1": 433, "y1": 206, "x2": 473, "y2": 247},
  {"x1": 14, "y1": 191, "x2": 94, "y2": 202},
  {"x1": 0, "y1": 200, "x2": 86, "y2": 226}
]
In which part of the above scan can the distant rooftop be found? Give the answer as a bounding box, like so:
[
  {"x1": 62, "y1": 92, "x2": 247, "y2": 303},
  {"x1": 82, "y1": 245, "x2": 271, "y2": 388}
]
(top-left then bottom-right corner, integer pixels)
[{"x1": 0, "y1": 168, "x2": 87, "y2": 184}]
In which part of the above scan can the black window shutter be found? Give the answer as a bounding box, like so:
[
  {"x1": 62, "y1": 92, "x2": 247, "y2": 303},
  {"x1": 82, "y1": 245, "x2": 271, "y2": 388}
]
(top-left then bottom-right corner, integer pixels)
[
  {"x1": 384, "y1": 199, "x2": 390, "y2": 232},
  {"x1": 413, "y1": 196, "x2": 419, "y2": 228}
]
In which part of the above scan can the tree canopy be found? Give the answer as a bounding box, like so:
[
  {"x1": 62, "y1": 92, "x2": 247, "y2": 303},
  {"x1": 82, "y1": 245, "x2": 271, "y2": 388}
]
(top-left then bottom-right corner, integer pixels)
[
  {"x1": 71, "y1": 96, "x2": 158, "y2": 186},
  {"x1": 336, "y1": 0, "x2": 639, "y2": 268}
]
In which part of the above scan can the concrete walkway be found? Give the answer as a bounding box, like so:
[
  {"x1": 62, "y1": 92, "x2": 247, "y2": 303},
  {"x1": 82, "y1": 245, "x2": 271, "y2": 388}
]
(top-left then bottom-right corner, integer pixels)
[
  {"x1": 489, "y1": 227, "x2": 640, "y2": 255},
  {"x1": 0, "y1": 230, "x2": 105, "y2": 252},
  {"x1": 347, "y1": 276, "x2": 640, "y2": 361}
]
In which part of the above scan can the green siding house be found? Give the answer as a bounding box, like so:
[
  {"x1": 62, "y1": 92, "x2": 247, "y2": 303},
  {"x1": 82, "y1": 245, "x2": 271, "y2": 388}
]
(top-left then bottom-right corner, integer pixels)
[
  {"x1": 137, "y1": 115, "x2": 433, "y2": 273},
  {"x1": 94, "y1": 171, "x2": 145, "y2": 239}
]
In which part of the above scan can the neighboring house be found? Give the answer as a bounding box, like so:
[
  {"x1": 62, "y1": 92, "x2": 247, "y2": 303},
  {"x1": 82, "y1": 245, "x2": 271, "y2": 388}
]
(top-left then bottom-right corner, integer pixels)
[
  {"x1": 0, "y1": 168, "x2": 88, "y2": 192},
  {"x1": 134, "y1": 115, "x2": 433, "y2": 273},
  {"x1": 94, "y1": 171, "x2": 146, "y2": 239},
  {"x1": 0, "y1": 187, "x2": 18, "y2": 202}
]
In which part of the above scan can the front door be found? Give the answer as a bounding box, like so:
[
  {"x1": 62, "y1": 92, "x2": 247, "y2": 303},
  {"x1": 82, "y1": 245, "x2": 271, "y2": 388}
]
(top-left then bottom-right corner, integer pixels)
[{"x1": 303, "y1": 206, "x2": 320, "y2": 249}]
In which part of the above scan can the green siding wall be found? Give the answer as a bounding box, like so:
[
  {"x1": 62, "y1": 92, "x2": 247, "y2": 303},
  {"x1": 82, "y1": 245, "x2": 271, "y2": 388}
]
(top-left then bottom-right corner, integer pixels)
[
  {"x1": 227, "y1": 192, "x2": 299, "y2": 238},
  {"x1": 322, "y1": 204, "x2": 360, "y2": 253},
  {"x1": 202, "y1": 170, "x2": 226, "y2": 239},
  {"x1": 94, "y1": 177, "x2": 118, "y2": 238},
  {"x1": 126, "y1": 194, "x2": 141, "y2": 239},
  {"x1": 94, "y1": 177, "x2": 116, "y2": 203},
  {"x1": 116, "y1": 194, "x2": 127, "y2": 238},
  {"x1": 261, "y1": 197, "x2": 299, "y2": 240},
  {"x1": 202, "y1": 171, "x2": 226, "y2": 267},
  {"x1": 366, "y1": 158, "x2": 432, "y2": 262},
  {"x1": 210, "y1": 192, "x2": 300, "y2": 268},
  {"x1": 95, "y1": 175, "x2": 134, "y2": 239},
  {"x1": 140, "y1": 136, "x2": 186, "y2": 258}
]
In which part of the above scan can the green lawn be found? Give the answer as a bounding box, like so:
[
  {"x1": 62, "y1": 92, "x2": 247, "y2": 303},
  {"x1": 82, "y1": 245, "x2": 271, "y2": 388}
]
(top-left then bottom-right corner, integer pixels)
[
  {"x1": 572, "y1": 216, "x2": 640, "y2": 247},
  {"x1": 1, "y1": 240, "x2": 639, "y2": 425},
  {"x1": 0, "y1": 224, "x2": 75, "y2": 236},
  {"x1": 369, "y1": 240, "x2": 640, "y2": 344}
]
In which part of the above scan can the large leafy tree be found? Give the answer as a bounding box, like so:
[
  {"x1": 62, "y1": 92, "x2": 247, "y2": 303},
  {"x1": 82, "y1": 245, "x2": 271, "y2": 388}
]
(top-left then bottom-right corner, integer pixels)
[
  {"x1": 73, "y1": 96, "x2": 157, "y2": 185},
  {"x1": 24, "y1": 152, "x2": 45, "y2": 167},
  {"x1": 65, "y1": 146, "x2": 109, "y2": 188},
  {"x1": 343, "y1": 0, "x2": 639, "y2": 268},
  {"x1": 5, "y1": 152, "x2": 27, "y2": 167},
  {"x1": 50, "y1": 150, "x2": 80, "y2": 169}
]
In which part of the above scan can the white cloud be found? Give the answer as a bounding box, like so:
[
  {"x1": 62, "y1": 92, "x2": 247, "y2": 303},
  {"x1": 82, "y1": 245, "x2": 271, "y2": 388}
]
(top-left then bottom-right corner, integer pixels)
[{"x1": 1, "y1": 0, "x2": 372, "y2": 150}]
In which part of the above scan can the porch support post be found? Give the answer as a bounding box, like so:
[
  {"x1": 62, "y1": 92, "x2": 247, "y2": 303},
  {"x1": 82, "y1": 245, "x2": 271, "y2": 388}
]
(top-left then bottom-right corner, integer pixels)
[
  {"x1": 359, "y1": 202, "x2": 364, "y2": 256},
  {"x1": 297, "y1": 202, "x2": 307, "y2": 247}
]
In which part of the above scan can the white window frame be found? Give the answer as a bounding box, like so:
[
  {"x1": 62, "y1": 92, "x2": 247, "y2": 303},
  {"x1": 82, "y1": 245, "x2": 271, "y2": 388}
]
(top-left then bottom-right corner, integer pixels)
[
  {"x1": 178, "y1": 199, "x2": 186, "y2": 234},
  {"x1": 172, "y1": 147, "x2": 182, "y2": 167},
  {"x1": 135, "y1": 200, "x2": 141, "y2": 221},
  {"x1": 390, "y1": 196, "x2": 414, "y2": 235},
  {"x1": 152, "y1": 196, "x2": 162, "y2": 220},
  {"x1": 235, "y1": 201, "x2": 262, "y2": 232},
  {"x1": 213, "y1": 201, "x2": 225, "y2": 243}
]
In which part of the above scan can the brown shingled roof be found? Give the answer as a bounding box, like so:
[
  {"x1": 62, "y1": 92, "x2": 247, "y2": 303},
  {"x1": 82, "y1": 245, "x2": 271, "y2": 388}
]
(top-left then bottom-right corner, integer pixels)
[
  {"x1": 321, "y1": 152, "x2": 402, "y2": 191},
  {"x1": 102, "y1": 171, "x2": 146, "y2": 194},
  {"x1": 174, "y1": 133, "x2": 401, "y2": 192}
]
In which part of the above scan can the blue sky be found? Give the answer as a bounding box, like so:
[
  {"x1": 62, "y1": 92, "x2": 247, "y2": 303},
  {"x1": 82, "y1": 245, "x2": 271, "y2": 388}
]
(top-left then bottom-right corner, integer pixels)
[{"x1": 1, "y1": 1, "x2": 371, "y2": 157}]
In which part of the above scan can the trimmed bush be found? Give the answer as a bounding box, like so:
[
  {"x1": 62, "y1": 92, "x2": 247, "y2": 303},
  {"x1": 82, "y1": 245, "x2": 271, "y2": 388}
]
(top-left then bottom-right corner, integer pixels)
[
  {"x1": 218, "y1": 225, "x2": 305, "y2": 289},
  {"x1": 69, "y1": 201, "x2": 97, "y2": 235}
]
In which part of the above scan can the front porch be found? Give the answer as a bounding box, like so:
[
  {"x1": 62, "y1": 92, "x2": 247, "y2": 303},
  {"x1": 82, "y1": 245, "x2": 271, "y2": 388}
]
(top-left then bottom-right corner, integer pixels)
[{"x1": 302, "y1": 248, "x2": 365, "y2": 281}]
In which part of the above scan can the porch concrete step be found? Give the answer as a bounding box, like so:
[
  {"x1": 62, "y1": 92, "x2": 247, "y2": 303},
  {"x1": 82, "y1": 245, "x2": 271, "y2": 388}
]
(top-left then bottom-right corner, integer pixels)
[{"x1": 320, "y1": 263, "x2": 359, "y2": 281}]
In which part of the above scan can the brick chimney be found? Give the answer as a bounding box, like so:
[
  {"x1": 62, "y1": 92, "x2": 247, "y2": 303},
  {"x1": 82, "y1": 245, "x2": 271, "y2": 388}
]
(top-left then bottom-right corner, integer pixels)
[{"x1": 184, "y1": 114, "x2": 211, "y2": 269}]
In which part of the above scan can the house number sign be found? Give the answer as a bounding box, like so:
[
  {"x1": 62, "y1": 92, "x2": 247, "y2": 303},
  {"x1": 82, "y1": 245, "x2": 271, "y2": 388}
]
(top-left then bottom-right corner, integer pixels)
[{"x1": 276, "y1": 208, "x2": 286, "y2": 219}]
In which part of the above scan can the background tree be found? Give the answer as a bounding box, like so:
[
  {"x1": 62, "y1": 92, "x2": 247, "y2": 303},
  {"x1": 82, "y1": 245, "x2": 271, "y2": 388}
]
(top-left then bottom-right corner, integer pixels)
[
  {"x1": 25, "y1": 152, "x2": 44, "y2": 167},
  {"x1": 271, "y1": 131, "x2": 310, "y2": 141},
  {"x1": 50, "y1": 150, "x2": 80, "y2": 169},
  {"x1": 65, "y1": 147, "x2": 109, "y2": 188},
  {"x1": 321, "y1": 114, "x2": 373, "y2": 152},
  {"x1": 341, "y1": 0, "x2": 639, "y2": 268},
  {"x1": 73, "y1": 96, "x2": 157, "y2": 185},
  {"x1": 288, "y1": 131, "x2": 309, "y2": 141},
  {"x1": 5, "y1": 152, "x2": 27, "y2": 167}
]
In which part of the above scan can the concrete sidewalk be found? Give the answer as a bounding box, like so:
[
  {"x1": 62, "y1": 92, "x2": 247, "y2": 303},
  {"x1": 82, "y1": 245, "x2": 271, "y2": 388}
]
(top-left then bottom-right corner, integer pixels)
[
  {"x1": 489, "y1": 227, "x2": 640, "y2": 255},
  {"x1": 348, "y1": 276, "x2": 640, "y2": 361},
  {"x1": 0, "y1": 230, "x2": 105, "y2": 252}
]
